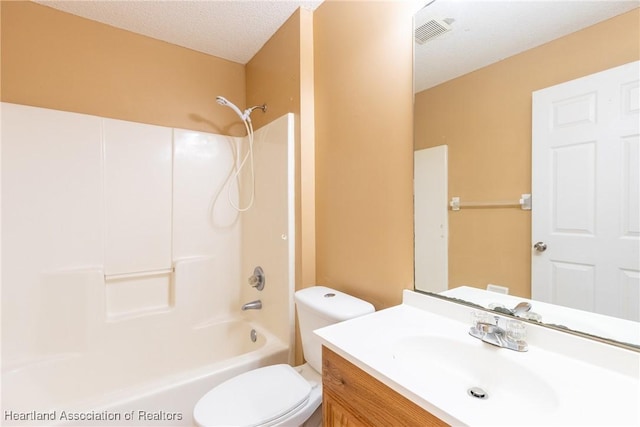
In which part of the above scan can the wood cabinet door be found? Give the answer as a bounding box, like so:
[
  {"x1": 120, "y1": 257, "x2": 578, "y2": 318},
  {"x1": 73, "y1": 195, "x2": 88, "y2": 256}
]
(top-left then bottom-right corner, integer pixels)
[{"x1": 322, "y1": 346, "x2": 449, "y2": 427}]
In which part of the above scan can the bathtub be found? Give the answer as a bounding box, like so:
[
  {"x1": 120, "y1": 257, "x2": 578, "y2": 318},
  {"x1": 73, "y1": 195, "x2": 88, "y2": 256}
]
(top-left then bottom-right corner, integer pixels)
[{"x1": 2, "y1": 319, "x2": 289, "y2": 427}]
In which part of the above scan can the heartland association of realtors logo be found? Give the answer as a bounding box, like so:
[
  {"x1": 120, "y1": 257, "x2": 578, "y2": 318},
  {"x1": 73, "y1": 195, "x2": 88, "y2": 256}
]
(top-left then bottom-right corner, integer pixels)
[{"x1": 4, "y1": 409, "x2": 184, "y2": 423}]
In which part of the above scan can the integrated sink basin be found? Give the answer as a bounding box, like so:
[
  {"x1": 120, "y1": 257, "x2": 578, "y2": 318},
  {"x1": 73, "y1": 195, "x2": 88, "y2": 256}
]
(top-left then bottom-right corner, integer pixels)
[
  {"x1": 314, "y1": 290, "x2": 640, "y2": 426},
  {"x1": 391, "y1": 335, "x2": 559, "y2": 411}
]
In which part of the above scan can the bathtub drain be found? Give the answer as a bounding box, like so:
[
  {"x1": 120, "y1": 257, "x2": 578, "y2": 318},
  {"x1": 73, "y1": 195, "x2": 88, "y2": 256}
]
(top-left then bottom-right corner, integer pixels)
[{"x1": 250, "y1": 329, "x2": 258, "y2": 343}]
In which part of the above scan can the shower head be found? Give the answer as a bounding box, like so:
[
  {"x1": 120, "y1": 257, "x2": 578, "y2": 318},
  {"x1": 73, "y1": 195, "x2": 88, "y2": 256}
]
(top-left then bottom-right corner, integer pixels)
[
  {"x1": 216, "y1": 96, "x2": 246, "y2": 121},
  {"x1": 216, "y1": 96, "x2": 267, "y2": 122}
]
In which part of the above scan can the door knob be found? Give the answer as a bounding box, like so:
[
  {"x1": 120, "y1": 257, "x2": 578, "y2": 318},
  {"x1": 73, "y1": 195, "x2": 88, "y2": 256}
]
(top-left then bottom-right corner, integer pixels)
[{"x1": 533, "y1": 242, "x2": 547, "y2": 252}]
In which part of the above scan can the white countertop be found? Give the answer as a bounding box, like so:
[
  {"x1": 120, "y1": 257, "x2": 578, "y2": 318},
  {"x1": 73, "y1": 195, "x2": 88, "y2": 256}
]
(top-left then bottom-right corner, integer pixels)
[{"x1": 314, "y1": 290, "x2": 640, "y2": 426}]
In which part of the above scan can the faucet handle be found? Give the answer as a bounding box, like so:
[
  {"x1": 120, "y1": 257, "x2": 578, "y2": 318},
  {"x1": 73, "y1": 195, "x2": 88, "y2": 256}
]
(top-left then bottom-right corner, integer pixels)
[
  {"x1": 470, "y1": 310, "x2": 494, "y2": 328},
  {"x1": 248, "y1": 266, "x2": 265, "y2": 291},
  {"x1": 506, "y1": 319, "x2": 527, "y2": 342}
]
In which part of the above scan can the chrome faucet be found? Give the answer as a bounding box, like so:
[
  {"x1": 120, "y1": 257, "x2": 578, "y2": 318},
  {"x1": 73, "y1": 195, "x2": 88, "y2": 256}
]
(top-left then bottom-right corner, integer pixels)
[
  {"x1": 469, "y1": 312, "x2": 528, "y2": 352},
  {"x1": 241, "y1": 300, "x2": 262, "y2": 311}
]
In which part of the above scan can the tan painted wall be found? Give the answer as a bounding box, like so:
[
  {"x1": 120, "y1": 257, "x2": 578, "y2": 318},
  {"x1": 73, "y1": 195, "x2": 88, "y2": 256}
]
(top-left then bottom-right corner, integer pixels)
[
  {"x1": 0, "y1": 1, "x2": 245, "y2": 136},
  {"x1": 414, "y1": 9, "x2": 640, "y2": 298},
  {"x1": 246, "y1": 10, "x2": 301, "y2": 132},
  {"x1": 313, "y1": 0, "x2": 415, "y2": 310}
]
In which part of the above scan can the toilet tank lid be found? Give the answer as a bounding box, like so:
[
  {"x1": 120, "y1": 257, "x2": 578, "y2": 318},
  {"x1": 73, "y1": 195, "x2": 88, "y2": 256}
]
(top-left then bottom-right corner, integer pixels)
[{"x1": 294, "y1": 286, "x2": 375, "y2": 321}]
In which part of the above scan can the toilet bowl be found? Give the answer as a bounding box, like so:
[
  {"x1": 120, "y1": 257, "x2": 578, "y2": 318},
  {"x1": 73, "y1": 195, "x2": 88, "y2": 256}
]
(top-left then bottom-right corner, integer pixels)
[
  {"x1": 193, "y1": 363, "x2": 321, "y2": 427},
  {"x1": 193, "y1": 286, "x2": 374, "y2": 427}
]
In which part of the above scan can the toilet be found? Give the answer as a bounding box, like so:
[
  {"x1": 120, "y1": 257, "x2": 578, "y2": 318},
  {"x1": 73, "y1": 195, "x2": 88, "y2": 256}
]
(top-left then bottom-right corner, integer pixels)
[{"x1": 193, "y1": 286, "x2": 374, "y2": 427}]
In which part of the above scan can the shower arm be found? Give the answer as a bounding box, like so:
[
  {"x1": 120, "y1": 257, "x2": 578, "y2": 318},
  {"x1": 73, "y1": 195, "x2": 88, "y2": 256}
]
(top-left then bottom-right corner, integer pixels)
[
  {"x1": 247, "y1": 104, "x2": 267, "y2": 113},
  {"x1": 244, "y1": 104, "x2": 267, "y2": 120}
]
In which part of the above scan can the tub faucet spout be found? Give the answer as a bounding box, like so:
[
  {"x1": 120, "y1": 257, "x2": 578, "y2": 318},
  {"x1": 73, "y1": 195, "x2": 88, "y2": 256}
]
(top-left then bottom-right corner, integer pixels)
[{"x1": 241, "y1": 300, "x2": 262, "y2": 311}]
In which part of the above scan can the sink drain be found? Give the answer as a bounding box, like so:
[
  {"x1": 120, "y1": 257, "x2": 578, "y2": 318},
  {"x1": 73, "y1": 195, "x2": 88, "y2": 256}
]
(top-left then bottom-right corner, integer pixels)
[{"x1": 467, "y1": 387, "x2": 489, "y2": 400}]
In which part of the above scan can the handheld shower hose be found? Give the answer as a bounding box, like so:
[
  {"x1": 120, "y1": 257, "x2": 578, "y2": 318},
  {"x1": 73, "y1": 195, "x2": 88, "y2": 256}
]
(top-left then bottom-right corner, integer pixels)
[{"x1": 215, "y1": 96, "x2": 267, "y2": 211}]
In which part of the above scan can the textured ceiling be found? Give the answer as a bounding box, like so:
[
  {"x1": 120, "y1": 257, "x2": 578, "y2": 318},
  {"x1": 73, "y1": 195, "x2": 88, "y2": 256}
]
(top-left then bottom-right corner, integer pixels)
[
  {"x1": 34, "y1": 0, "x2": 324, "y2": 65},
  {"x1": 35, "y1": 1, "x2": 639, "y2": 93},
  {"x1": 414, "y1": 0, "x2": 640, "y2": 92}
]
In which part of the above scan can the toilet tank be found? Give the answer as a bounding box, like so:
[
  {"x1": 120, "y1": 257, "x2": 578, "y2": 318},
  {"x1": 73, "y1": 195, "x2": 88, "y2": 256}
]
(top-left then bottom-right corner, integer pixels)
[{"x1": 294, "y1": 286, "x2": 374, "y2": 373}]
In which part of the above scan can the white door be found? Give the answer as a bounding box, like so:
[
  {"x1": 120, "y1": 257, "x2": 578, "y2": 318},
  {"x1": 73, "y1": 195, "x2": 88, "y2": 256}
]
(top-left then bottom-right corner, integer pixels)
[
  {"x1": 532, "y1": 61, "x2": 639, "y2": 321},
  {"x1": 414, "y1": 145, "x2": 448, "y2": 293}
]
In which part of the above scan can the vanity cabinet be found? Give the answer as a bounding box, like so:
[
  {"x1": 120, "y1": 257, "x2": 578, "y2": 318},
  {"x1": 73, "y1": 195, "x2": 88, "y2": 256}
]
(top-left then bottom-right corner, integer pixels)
[{"x1": 322, "y1": 347, "x2": 448, "y2": 427}]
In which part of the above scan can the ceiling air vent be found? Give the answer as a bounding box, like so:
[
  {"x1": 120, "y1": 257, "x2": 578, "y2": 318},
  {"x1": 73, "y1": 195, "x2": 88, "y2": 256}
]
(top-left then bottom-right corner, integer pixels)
[{"x1": 415, "y1": 18, "x2": 452, "y2": 45}]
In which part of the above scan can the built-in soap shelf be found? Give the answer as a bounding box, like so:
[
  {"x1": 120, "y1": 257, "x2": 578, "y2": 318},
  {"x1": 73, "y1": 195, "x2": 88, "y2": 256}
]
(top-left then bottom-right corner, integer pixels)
[{"x1": 104, "y1": 267, "x2": 175, "y2": 321}]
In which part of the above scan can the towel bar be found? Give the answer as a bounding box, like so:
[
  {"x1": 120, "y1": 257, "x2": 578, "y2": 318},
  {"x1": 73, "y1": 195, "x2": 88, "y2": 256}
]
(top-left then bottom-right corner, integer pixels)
[{"x1": 450, "y1": 194, "x2": 531, "y2": 211}]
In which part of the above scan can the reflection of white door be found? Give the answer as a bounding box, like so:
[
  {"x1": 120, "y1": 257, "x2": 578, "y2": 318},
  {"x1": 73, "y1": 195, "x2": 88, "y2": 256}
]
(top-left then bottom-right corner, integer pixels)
[
  {"x1": 414, "y1": 145, "x2": 448, "y2": 293},
  {"x1": 532, "y1": 61, "x2": 639, "y2": 321}
]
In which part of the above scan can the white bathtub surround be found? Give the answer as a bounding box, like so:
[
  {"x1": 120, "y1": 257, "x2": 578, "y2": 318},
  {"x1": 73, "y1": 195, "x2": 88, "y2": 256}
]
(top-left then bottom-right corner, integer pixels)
[
  {"x1": 315, "y1": 290, "x2": 640, "y2": 426},
  {"x1": 239, "y1": 114, "x2": 296, "y2": 348},
  {"x1": 103, "y1": 119, "x2": 173, "y2": 277},
  {"x1": 1, "y1": 103, "x2": 296, "y2": 425}
]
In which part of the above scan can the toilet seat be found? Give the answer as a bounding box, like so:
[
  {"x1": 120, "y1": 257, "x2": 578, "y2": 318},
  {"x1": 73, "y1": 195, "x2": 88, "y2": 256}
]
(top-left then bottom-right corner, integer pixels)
[{"x1": 193, "y1": 364, "x2": 312, "y2": 427}]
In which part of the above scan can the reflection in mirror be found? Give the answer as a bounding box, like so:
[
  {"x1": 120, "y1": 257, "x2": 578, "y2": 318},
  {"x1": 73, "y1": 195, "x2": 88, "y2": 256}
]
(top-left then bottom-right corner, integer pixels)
[
  {"x1": 420, "y1": 289, "x2": 640, "y2": 351},
  {"x1": 442, "y1": 287, "x2": 640, "y2": 349},
  {"x1": 412, "y1": 0, "x2": 640, "y2": 347}
]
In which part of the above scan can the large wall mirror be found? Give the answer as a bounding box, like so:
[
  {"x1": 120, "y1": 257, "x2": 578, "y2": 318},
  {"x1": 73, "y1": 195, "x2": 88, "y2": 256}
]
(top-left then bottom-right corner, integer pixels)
[{"x1": 413, "y1": 0, "x2": 639, "y2": 348}]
